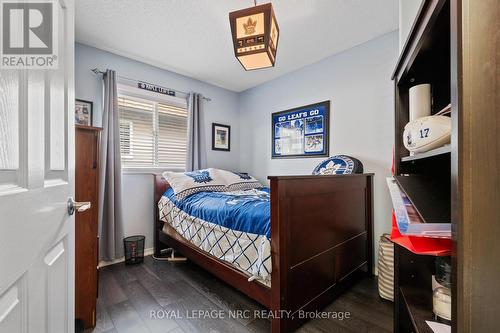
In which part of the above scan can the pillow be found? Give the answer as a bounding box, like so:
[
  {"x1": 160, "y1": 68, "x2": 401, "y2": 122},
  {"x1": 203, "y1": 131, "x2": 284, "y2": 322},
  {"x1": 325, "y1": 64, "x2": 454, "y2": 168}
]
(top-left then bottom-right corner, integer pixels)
[
  {"x1": 312, "y1": 155, "x2": 363, "y2": 175},
  {"x1": 163, "y1": 168, "x2": 226, "y2": 200},
  {"x1": 215, "y1": 169, "x2": 263, "y2": 192},
  {"x1": 162, "y1": 168, "x2": 263, "y2": 200}
]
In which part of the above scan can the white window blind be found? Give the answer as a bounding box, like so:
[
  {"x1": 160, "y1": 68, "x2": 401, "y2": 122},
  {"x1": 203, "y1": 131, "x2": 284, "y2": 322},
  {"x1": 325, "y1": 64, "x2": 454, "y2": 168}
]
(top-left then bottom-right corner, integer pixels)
[{"x1": 118, "y1": 94, "x2": 187, "y2": 170}]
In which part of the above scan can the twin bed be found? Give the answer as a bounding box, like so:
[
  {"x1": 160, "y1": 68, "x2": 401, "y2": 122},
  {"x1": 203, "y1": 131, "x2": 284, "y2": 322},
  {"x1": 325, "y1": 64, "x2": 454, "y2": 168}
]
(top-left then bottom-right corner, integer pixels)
[{"x1": 153, "y1": 171, "x2": 374, "y2": 332}]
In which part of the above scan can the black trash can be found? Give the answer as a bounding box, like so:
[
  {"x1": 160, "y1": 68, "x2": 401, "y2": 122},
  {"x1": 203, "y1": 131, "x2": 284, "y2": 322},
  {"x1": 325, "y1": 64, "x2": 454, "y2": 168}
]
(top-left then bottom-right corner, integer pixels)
[{"x1": 123, "y1": 235, "x2": 145, "y2": 265}]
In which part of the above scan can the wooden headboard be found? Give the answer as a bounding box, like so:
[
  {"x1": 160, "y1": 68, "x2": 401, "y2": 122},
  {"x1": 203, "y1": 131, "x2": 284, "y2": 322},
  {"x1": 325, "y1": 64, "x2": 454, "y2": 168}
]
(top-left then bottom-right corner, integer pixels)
[
  {"x1": 153, "y1": 174, "x2": 170, "y2": 221},
  {"x1": 153, "y1": 174, "x2": 170, "y2": 256},
  {"x1": 154, "y1": 174, "x2": 169, "y2": 208}
]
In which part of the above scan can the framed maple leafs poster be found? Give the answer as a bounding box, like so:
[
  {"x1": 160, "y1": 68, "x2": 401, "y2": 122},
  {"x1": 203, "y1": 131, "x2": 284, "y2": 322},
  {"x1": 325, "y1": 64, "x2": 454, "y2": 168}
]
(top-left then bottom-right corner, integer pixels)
[{"x1": 272, "y1": 101, "x2": 330, "y2": 159}]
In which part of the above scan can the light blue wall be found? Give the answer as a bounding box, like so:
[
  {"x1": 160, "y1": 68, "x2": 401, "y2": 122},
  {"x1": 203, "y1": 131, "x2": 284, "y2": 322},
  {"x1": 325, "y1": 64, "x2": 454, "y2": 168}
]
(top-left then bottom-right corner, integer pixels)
[
  {"x1": 238, "y1": 32, "x2": 399, "y2": 269},
  {"x1": 75, "y1": 43, "x2": 241, "y2": 250}
]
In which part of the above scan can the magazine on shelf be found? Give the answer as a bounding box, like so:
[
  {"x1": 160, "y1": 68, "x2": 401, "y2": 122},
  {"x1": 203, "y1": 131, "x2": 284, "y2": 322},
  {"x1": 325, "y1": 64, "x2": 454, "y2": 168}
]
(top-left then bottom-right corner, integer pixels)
[{"x1": 386, "y1": 177, "x2": 451, "y2": 238}]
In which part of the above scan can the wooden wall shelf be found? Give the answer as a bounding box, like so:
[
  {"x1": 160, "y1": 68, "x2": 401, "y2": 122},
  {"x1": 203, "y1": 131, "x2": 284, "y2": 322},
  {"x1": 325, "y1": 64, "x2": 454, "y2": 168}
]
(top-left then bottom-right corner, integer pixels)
[
  {"x1": 394, "y1": 242, "x2": 436, "y2": 333},
  {"x1": 392, "y1": 0, "x2": 448, "y2": 84},
  {"x1": 400, "y1": 286, "x2": 435, "y2": 333},
  {"x1": 401, "y1": 145, "x2": 451, "y2": 162},
  {"x1": 394, "y1": 175, "x2": 450, "y2": 224}
]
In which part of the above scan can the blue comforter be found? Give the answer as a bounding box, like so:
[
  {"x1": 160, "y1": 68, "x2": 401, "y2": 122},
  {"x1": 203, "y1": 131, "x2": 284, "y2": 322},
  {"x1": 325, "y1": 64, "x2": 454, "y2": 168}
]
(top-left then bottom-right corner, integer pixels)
[{"x1": 163, "y1": 188, "x2": 271, "y2": 238}]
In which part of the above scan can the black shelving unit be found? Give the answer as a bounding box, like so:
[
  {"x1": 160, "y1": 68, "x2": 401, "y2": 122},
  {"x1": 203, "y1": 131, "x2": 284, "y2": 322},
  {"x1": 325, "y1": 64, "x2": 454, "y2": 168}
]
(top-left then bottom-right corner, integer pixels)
[
  {"x1": 393, "y1": 1, "x2": 500, "y2": 332},
  {"x1": 392, "y1": 1, "x2": 453, "y2": 332},
  {"x1": 394, "y1": 240, "x2": 437, "y2": 333},
  {"x1": 400, "y1": 286, "x2": 434, "y2": 333},
  {"x1": 394, "y1": 175, "x2": 450, "y2": 224},
  {"x1": 401, "y1": 145, "x2": 451, "y2": 162}
]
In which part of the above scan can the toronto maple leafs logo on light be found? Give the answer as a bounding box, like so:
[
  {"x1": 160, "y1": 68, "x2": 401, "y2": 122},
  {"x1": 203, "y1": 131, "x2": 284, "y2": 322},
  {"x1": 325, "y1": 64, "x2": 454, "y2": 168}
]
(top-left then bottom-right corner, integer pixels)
[
  {"x1": 243, "y1": 17, "x2": 257, "y2": 35},
  {"x1": 185, "y1": 170, "x2": 213, "y2": 183}
]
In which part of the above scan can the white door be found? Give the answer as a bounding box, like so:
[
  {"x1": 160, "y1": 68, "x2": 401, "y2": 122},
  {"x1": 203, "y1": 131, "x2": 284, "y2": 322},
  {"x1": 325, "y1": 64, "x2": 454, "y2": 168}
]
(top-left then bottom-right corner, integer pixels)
[{"x1": 0, "y1": 1, "x2": 76, "y2": 332}]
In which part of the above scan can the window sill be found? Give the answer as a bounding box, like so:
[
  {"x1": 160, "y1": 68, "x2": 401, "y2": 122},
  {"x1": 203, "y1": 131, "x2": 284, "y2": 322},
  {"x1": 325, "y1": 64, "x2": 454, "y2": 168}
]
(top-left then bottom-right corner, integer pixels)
[{"x1": 121, "y1": 167, "x2": 185, "y2": 175}]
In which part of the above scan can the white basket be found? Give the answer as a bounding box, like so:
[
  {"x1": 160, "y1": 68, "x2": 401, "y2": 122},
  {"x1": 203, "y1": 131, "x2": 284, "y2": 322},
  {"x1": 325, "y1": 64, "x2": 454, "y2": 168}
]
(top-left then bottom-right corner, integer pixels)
[{"x1": 378, "y1": 234, "x2": 394, "y2": 301}]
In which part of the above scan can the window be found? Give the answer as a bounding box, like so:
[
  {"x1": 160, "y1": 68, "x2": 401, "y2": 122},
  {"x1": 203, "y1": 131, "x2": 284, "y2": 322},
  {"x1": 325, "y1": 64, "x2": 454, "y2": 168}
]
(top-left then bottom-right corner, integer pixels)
[
  {"x1": 118, "y1": 92, "x2": 188, "y2": 171},
  {"x1": 119, "y1": 119, "x2": 133, "y2": 158}
]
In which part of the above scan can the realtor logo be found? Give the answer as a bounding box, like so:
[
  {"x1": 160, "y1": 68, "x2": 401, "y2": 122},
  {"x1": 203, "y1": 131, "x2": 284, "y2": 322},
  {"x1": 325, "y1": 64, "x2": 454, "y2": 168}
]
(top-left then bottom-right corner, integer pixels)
[{"x1": 1, "y1": 0, "x2": 58, "y2": 69}]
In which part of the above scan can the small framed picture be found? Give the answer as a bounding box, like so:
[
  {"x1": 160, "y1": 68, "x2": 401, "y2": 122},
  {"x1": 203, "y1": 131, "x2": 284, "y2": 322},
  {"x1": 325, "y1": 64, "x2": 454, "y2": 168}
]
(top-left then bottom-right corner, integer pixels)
[
  {"x1": 75, "y1": 99, "x2": 93, "y2": 126},
  {"x1": 212, "y1": 123, "x2": 230, "y2": 151}
]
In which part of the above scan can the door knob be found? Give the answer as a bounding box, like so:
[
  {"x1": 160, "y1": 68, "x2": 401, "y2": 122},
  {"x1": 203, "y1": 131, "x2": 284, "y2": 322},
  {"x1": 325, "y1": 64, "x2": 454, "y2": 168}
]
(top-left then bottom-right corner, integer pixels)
[{"x1": 67, "y1": 197, "x2": 91, "y2": 215}]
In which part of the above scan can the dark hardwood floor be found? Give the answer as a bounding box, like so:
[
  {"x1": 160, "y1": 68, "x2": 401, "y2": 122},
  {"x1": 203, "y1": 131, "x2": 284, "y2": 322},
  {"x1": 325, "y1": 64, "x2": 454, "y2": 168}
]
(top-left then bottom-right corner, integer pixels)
[{"x1": 84, "y1": 255, "x2": 392, "y2": 333}]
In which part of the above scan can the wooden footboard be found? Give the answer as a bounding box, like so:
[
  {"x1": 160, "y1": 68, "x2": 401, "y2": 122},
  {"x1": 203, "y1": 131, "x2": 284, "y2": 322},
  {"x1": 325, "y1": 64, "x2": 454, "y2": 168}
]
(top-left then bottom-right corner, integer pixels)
[
  {"x1": 154, "y1": 173, "x2": 373, "y2": 333},
  {"x1": 269, "y1": 174, "x2": 374, "y2": 332}
]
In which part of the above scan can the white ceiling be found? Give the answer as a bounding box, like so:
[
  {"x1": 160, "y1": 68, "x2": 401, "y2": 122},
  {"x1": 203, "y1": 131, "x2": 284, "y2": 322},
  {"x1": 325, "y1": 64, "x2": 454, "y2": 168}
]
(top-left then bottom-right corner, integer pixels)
[{"x1": 75, "y1": 0, "x2": 398, "y2": 92}]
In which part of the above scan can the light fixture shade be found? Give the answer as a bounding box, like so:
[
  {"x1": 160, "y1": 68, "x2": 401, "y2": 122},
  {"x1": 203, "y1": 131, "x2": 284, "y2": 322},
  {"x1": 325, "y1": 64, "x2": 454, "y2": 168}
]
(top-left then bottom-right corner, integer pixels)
[{"x1": 229, "y1": 3, "x2": 279, "y2": 71}]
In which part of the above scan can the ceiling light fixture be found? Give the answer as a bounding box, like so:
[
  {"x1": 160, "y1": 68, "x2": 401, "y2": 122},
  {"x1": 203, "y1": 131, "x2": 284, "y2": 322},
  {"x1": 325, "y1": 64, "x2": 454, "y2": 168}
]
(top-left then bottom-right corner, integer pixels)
[{"x1": 229, "y1": 1, "x2": 279, "y2": 71}]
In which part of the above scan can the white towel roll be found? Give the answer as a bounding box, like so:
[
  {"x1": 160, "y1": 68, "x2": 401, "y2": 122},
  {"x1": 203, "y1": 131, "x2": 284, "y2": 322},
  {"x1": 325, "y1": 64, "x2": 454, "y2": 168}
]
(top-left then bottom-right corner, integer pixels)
[{"x1": 409, "y1": 83, "x2": 431, "y2": 121}]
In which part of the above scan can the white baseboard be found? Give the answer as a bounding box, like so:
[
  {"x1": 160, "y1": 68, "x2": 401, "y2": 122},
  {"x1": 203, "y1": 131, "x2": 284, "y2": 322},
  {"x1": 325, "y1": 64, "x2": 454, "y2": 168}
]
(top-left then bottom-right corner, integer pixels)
[{"x1": 98, "y1": 247, "x2": 154, "y2": 268}]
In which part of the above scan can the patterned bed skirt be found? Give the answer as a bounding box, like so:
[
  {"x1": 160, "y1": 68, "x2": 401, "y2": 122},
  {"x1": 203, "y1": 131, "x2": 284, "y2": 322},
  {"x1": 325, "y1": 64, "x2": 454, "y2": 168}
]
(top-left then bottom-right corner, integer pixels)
[{"x1": 158, "y1": 196, "x2": 272, "y2": 285}]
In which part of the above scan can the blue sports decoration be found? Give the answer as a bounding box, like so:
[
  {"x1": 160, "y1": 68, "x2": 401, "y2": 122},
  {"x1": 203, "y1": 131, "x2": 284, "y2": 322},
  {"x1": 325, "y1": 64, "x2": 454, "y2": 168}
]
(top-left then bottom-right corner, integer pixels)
[
  {"x1": 185, "y1": 170, "x2": 213, "y2": 183},
  {"x1": 232, "y1": 172, "x2": 252, "y2": 180},
  {"x1": 312, "y1": 155, "x2": 363, "y2": 175}
]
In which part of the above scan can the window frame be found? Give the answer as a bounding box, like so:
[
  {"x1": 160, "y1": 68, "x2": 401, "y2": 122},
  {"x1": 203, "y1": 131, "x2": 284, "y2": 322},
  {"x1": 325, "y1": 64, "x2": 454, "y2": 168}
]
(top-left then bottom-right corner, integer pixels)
[{"x1": 117, "y1": 82, "x2": 188, "y2": 174}]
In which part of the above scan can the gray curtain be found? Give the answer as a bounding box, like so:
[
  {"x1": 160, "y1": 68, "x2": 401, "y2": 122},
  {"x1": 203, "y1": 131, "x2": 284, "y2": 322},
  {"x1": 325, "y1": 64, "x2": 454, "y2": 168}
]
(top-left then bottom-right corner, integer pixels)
[
  {"x1": 186, "y1": 92, "x2": 207, "y2": 171},
  {"x1": 98, "y1": 69, "x2": 124, "y2": 260}
]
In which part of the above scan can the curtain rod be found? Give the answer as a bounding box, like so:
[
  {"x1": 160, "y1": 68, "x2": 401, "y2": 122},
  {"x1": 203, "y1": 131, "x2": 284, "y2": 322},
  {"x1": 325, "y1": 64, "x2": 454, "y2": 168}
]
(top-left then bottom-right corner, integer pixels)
[{"x1": 90, "y1": 68, "x2": 212, "y2": 102}]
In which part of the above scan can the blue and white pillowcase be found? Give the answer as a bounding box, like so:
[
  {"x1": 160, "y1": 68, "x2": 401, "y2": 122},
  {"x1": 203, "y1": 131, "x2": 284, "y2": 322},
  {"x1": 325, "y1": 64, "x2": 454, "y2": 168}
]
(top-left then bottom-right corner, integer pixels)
[
  {"x1": 163, "y1": 168, "x2": 227, "y2": 200},
  {"x1": 216, "y1": 169, "x2": 263, "y2": 192},
  {"x1": 162, "y1": 168, "x2": 263, "y2": 200}
]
